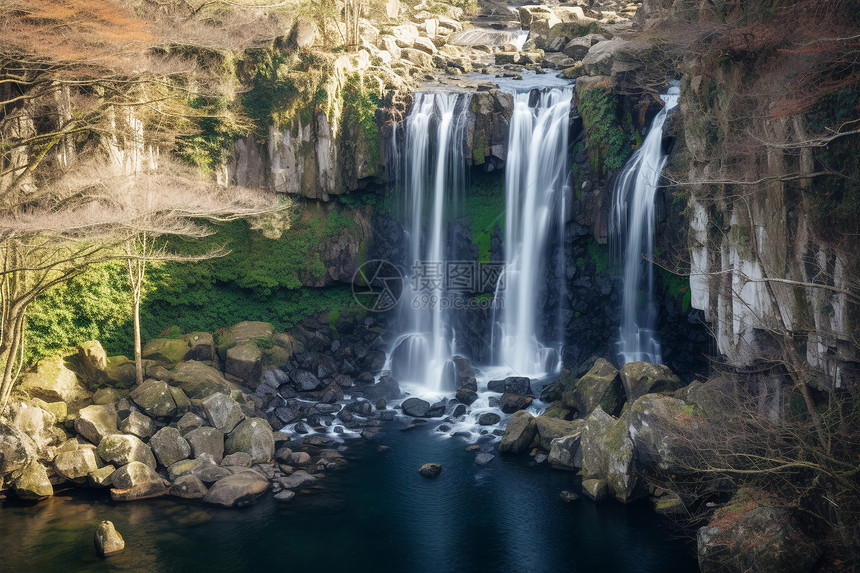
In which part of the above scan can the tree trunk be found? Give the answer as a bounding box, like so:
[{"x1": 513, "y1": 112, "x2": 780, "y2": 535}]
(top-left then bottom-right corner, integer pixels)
[{"x1": 133, "y1": 291, "x2": 143, "y2": 386}]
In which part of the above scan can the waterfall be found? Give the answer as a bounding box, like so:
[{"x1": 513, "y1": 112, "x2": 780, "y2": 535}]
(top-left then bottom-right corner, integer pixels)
[
  {"x1": 493, "y1": 87, "x2": 572, "y2": 377},
  {"x1": 610, "y1": 83, "x2": 680, "y2": 365},
  {"x1": 388, "y1": 91, "x2": 471, "y2": 394}
]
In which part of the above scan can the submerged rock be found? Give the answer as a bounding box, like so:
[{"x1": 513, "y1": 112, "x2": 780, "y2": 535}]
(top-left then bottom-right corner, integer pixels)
[
  {"x1": 419, "y1": 463, "x2": 442, "y2": 478},
  {"x1": 94, "y1": 520, "x2": 125, "y2": 556}
]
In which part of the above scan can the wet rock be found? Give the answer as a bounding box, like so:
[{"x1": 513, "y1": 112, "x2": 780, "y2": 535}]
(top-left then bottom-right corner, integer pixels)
[
  {"x1": 568, "y1": 358, "x2": 625, "y2": 417},
  {"x1": 534, "y1": 416, "x2": 585, "y2": 451},
  {"x1": 169, "y1": 474, "x2": 208, "y2": 499},
  {"x1": 273, "y1": 490, "x2": 296, "y2": 502},
  {"x1": 360, "y1": 373, "x2": 402, "y2": 402},
  {"x1": 74, "y1": 404, "x2": 119, "y2": 445},
  {"x1": 222, "y1": 452, "x2": 252, "y2": 467},
  {"x1": 560, "y1": 490, "x2": 580, "y2": 503},
  {"x1": 455, "y1": 388, "x2": 479, "y2": 405},
  {"x1": 278, "y1": 470, "x2": 316, "y2": 489},
  {"x1": 452, "y1": 404, "x2": 467, "y2": 418},
  {"x1": 184, "y1": 427, "x2": 225, "y2": 462},
  {"x1": 478, "y1": 412, "x2": 501, "y2": 426},
  {"x1": 302, "y1": 433, "x2": 334, "y2": 448},
  {"x1": 619, "y1": 362, "x2": 682, "y2": 403},
  {"x1": 149, "y1": 427, "x2": 191, "y2": 468},
  {"x1": 203, "y1": 472, "x2": 269, "y2": 507},
  {"x1": 427, "y1": 400, "x2": 447, "y2": 417},
  {"x1": 498, "y1": 411, "x2": 537, "y2": 454},
  {"x1": 547, "y1": 433, "x2": 582, "y2": 470},
  {"x1": 581, "y1": 478, "x2": 608, "y2": 502},
  {"x1": 201, "y1": 392, "x2": 245, "y2": 433},
  {"x1": 419, "y1": 463, "x2": 442, "y2": 478},
  {"x1": 88, "y1": 465, "x2": 116, "y2": 488},
  {"x1": 401, "y1": 397, "x2": 431, "y2": 417},
  {"x1": 94, "y1": 520, "x2": 124, "y2": 556},
  {"x1": 119, "y1": 411, "x2": 154, "y2": 439},
  {"x1": 109, "y1": 461, "x2": 167, "y2": 501},
  {"x1": 475, "y1": 453, "x2": 495, "y2": 465},
  {"x1": 345, "y1": 400, "x2": 374, "y2": 417},
  {"x1": 500, "y1": 393, "x2": 533, "y2": 413},
  {"x1": 225, "y1": 418, "x2": 275, "y2": 463},
  {"x1": 97, "y1": 434, "x2": 157, "y2": 470},
  {"x1": 13, "y1": 460, "x2": 53, "y2": 499},
  {"x1": 193, "y1": 463, "x2": 233, "y2": 484}
]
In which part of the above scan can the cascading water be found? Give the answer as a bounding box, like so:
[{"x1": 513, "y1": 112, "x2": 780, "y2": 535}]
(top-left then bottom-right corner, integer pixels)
[
  {"x1": 388, "y1": 91, "x2": 471, "y2": 394},
  {"x1": 610, "y1": 83, "x2": 680, "y2": 365},
  {"x1": 493, "y1": 87, "x2": 572, "y2": 377}
]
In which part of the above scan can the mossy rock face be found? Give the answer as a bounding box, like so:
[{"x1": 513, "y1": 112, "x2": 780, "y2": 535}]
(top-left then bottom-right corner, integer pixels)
[
  {"x1": 534, "y1": 415, "x2": 585, "y2": 451},
  {"x1": 619, "y1": 362, "x2": 682, "y2": 402},
  {"x1": 540, "y1": 369, "x2": 577, "y2": 403},
  {"x1": 18, "y1": 355, "x2": 91, "y2": 406},
  {"x1": 570, "y1": 357, "x2": 624, "y2": 417},
  {"x1": 580, "y1": 406, "x2": 639, "y2": 502},
  {"x1": 628, "y1": 393, "x2": 702, "y2": 475},
  {"x1": 142, "y1": 338, "x2": 192, "y2": 364},
  {"x1": 499, "y1": 410, "x2": 537, "y2": 454},
  {"x1": 217, "y1": 322, "x2": 275, "y2": 356},
  {"x1": 541, "y1": 400, "x2": 576, "y2": 419},
  {"x1": 698, "y1": 494, "x2": 822, "y2": 573}
]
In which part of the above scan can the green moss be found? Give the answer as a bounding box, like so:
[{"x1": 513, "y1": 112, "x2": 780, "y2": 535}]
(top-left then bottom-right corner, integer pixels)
[
  {"x1": 657, "y1": 268, "x2": 692, "y2": 312},
  {"x1": 586, "y1": 237, "x2": 610, "y2": 274},
  {"x1": 576, "y1": 79, "x2": 631, "y2": 177},
  {"x1": 460, "y1": 169, "x2": 506, "y2": 263},
  {"x1": 341, "y1": 73, "x2": 382, "y2": 174}
]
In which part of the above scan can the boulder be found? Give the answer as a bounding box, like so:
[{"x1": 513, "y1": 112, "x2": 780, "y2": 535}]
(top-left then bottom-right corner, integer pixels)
[
  {"x1": 361, "y1": 373, "x2": 402, "y2": 402},
  {"x1": 563, "y1": 34, "x2": 605, "y2": 59},
  {"x1": 166, "y1": 458, "x2": 196, "y2": 481},
  {"x1": 390, "y1": 23, "x2": 419, "y2": 48},
  {"x1": 581, "y1": 478, "x2": 608, "y2": 502},
  {"x1": 54, "y1": 447, "x2": 99, "y2": 482},
  {"x1": 627, "y1": 393, "x2": 702, "y2": 475},
  {"x1": 201, "y1": 392, "x2": 245, "y2": 433},
  {"x1": 130, "y1": 379, "x2": 177, "y2": 419},
  {"x1": 274, "y1": 490, "x2": 296, "y2": 503},
  {"x1": 94, "y1": 521, "x2": 125, "y2": 556},
  {"x1": 287, "y1": 18, "x2": 317, "y2": 49},
  {"x1": 169, "y1": 474, "x2": 209, "y2": 499},
  {"x1": 104, "y1": 356, "x2": 138, "y2": 387},
  {"x1": 13, "y1": 460, "x2": 53, "y2": 499},
  {"x1": 119, "y1": 411, "x2": 154, "y2": 439},
  {"x1": 225, "y1": 418, "x2": 275, "y2": 464},
  {"x1": 109, "y1": 461, "x2": 167, "y2": 501},
  {"x1": 569, "y1": 358, "x2": 625, "y2": 416},
  {"x1": 169, "y1": 361, "x2": 237, "y2": 399},
  {"x1": 547, "y1": 433, "x2": 583, "y2": 470},
  {"x1": 88, "y1": 465, "x2": 116, "y2": 487},
  {"x1": 581, "y1": 38, "x2": 650, "y2": 77},
  {"x1": 580, "y1": 407, "x2": 638, "y2": 502},
  {"x1": 149, "y1": 427, "x2": 191, "y2": 467},
  {"x1": 77, "y1": 341, "x2": 108, "y2": 385},
  {"x1": 475, "y1": 453, "x2": 495, "y2": 466},
  {"x1": 222, "y1": 452, "x2": 252, "y2": 467},
  {"x1": 619, "y1": 362, "x2": 682, "y2": 403},
  {"x1": 290, "y1": 369, "x2": 323, "y2": 392},
  {"x1": 698, "y1": 493, "x2": 822, "y2": 573},
  {"x1": 401, "y1": 397, "x2": 431, "y2": 418},
  {"x1": 142, "y1": 338, "x2": 191, "y2": 364},
  {"x1": 184, "y1": 332, "x2": 216, "y2": 362},
  {"x1": 534, "y1": 416, "x2": 585, "y2": 451},
  {"x1": 6, "y1": 400, "x2": 63, "y2": 452},
  {"x1": 419, "y1": 463, "x2": 442, "y2": 478},
  {"x1": 478, "y1": 412, "x2": 501, "y2": 426},
  {"x1": 455, "y1": 388, "x2": 478, "y2": 405},
  {"x1": 203, "y1": 472, "x2": 269, "y2": 507},
  {"x1": 19, "y1": 355, "x2": 91, "y2": 406},
  {"x1": 278, "y1": 470, "x2": 316, "y2": 489},
  {"x1": 498, "y1": 410, "x2": 537, "y2": 454},
  {"x1": 193, "y1": 463, "x2": 233, "y2": 484},
  {"x1": 217, "y1": 321, "x2": 274, "y2": 353},
  {"x1": 184, "y1": 427, "x2": 224, "y2": 462},
  {"x1": 176, "y1": 412, "x2": 205, "y2": 435},
  {"x1": 74, "y1": 404, "x2": 119, "y2": 445},
  {"x1": 97, "y1": 434, "x2": 157, "y2": 470},
  {"x1": 449, "y1": 356, "x2": 477, "y2": 392},
  {"x1": 225, "y1": 342, "x2": 262, "y2": 386},
  {"x1": 500, "y1": 393, "x2": 533, "y2": 413}
]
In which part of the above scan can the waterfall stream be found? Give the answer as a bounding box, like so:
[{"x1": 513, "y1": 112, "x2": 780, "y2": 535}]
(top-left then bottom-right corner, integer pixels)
[
  {"x1": 493, "y1": 87, "x2": 572, "y2": 377},
  {"x1": 388, "y1": 91, "x2": 471, "y2": 394},
  {"x1": 610, "y1": 83, "x2": 680, "y2": 365}
]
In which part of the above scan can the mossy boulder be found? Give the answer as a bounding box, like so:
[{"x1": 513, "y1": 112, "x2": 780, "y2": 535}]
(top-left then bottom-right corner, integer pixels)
[
  {"x1": 130, "y1": 379, "x2": 178, "y2": 419},
  {"x1": 184, "y1": 332, "x2": 216, "y2": 362},
  {"x1": 499, "y1": 410, "x2": 537, "y2": 454},
  {"x1": 547, "y1": 433, "x2": 583, "y2": 470},
  {"x1": 54, "y1": 447, "x2": 99, "y2": 482},
  {"x1": 94, "y1": 520, "x2": 125, "y2": 556},
  {"x1": 74, "y1": 404, "x2": 119, "y2": 445},
  {"x1": 202, "y1": 471, "x2": 269, "y2": 507},
  {"x1": 169, "y1": 361, "x2": 237, "y2": 399},
  {"x1": 698, "y1": 491, "x2": 822, "y2": 573},
  {"x1": 534, "y1": 415, "x2": 585, "y2": 451},
  {"x1": 628, "y1": 393, "x2": 702, "y2": 475},
  {"x1": 13, "y1": 460, "x2": 53, "y2": 499},
  {"x1": 76, "y1": 340, "x2": 108, "y2": 385},
  {"x1": 225, "y1": 342, "x2": 263, "y2": 387},
  {"x1": 18, "y1": 355, "x2": 91, "y2": 406},
  {"x1": 216, "y1": 321, "x2": 275, "y2": 355},
  {"x1": 149, "y1": 427, "x2": 191, "y2": 468},
  {"x1": 201, "y1": 393, "x2": 245, "y2": 433},
  {"x1": 104, "y1": 356, "x2": 138, "y2": 388},
  {"x1": 142, "y1": 338, "x2": 191, "y2": 364},
  {"x1": 568, "y1": 358, "x2": 624, "y2": 416},
  {"x1": 619, "y1": 362, "x2": 682, "y2": 403},
  {"x1": 580, "y1": 407, "x2": 639, "y2": 502},
  {"x1": 225, "y1": 418, "x2": 274, "y2": 464},
  {"x1": 109, "y1": 461, "x2": 167, "y2": 501},
  {"x1": 184, "y1": 427, "x2": 225, "y2": 462},
  {"x1": 97, "y1": 434, "x2": 157, "y2": 470},
  {"x1": 0, "y1": 423, "x2": 36, "y2": 478}
]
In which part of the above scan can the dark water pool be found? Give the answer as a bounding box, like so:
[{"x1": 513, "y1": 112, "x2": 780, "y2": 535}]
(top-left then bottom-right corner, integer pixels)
[{"x1": 1, "y1": 424, "x2": 698, "y2": 572}]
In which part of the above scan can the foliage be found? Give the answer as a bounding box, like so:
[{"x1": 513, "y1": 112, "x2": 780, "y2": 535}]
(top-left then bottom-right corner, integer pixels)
[
  {"x1": 176, "y1": 95, "x2": 252, "y2": 173},
  {"x1": 459, "y1": 169, "x2": 505, "y2": 262},
  {"x1": 586, "y1": 237, "x2": 610, "y2": 274},
  {"x1": 340, "y1": 73, "x2": 382, "y2": 173},
  {"x1": 576, "y1": 81, "x2": 631, "y2": 177},
  {"x1": 657, "y1": 267, "x2": 692, "y2": 312}
]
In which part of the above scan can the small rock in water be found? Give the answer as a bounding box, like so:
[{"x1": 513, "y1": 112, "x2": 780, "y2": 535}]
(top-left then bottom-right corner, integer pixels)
[
  {"x1": 560, "y1": 490, "x2": 580, "y2": 503},
  {"x1": 465, "y1": 445, "x2": 480, "y2": 452},
  {"x1": 475, "y1": 453, "x2": 495, "y2": 466},
  {"x1": 452, "y1": 404, "x2": 467, "y2": 418},
  {"x1": 534, "y1": 454, "x2": 548, "y2": 464},
  {"x1": 437, "y1": 424, "x2": 451, "y2": 432},
  {"x1": 94, "y1": 520, "x2": 124, "y2": 556},
  {"x1": 478, "y1": 413, "x2": 501, "y2": 426},
  {"x1": 419, "y1": 463, "x2": 442, "y2": 478},
  {"x1": 294, "y1": 422, "x2": 310, "y2": 434},
  {"x1": 274, "y1": 490, "x2": 296, "y2": 503},
  {"x1": 377, "y1": 445, "x2": 390, "y2": 453}
]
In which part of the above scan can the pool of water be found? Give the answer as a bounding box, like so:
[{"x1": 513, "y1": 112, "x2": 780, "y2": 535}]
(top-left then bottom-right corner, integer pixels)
[{"x1": 0, "y1": 423, "x2": 698, "y2": 572}]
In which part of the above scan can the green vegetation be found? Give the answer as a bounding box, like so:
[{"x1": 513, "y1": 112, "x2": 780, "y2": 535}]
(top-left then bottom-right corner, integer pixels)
[
  {"x1": 657, "y1": 267, "x2": 692, "y2": 312},
  {"x1": 460, "y1": 170, "x2": 506, "y2": 262},
  {"x1": 586, "y1": 237, "x2": 611, "y2": 274},
  {"x1": 176, "y1": 95, "x2": 251, "y2": 173},
  {"x1": 576, "y1": 79, "x2": 631, "y2": 176},
  {"x1": 341, "y1": 73, "x2": 382, "y2": 171}
]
